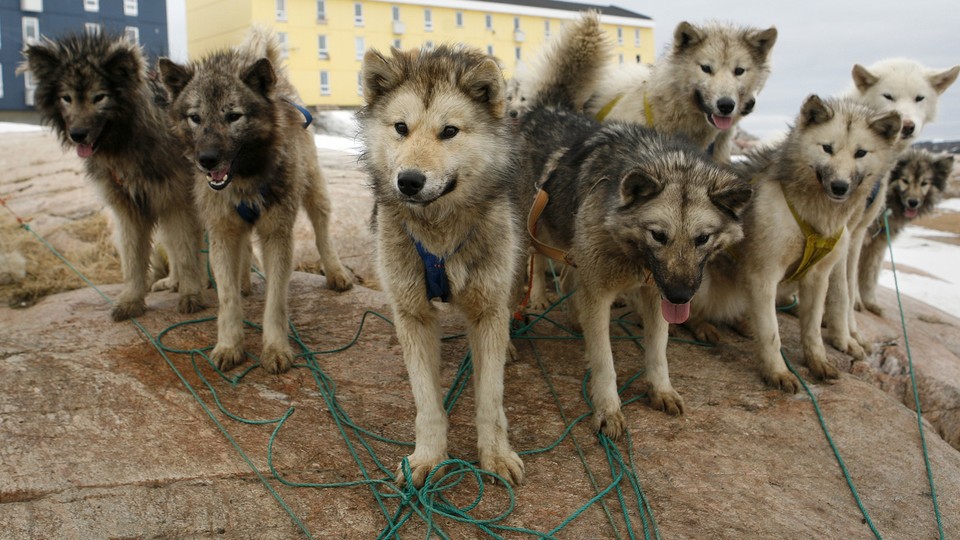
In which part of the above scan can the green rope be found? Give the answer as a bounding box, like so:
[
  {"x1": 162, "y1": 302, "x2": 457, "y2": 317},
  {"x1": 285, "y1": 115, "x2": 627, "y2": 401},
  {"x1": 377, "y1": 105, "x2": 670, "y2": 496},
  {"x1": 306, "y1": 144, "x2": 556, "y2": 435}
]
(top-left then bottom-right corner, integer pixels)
[{"x1": 882, "y1": 209, "x2": 944, "y2": 539}]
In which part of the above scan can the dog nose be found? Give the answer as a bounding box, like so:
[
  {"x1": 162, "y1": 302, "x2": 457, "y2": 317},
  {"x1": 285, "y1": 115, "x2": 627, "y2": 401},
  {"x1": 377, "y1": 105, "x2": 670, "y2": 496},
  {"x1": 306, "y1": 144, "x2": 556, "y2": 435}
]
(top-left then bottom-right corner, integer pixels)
[
  {"x1": 397, "y1": 170, "x2": 426, "y2": 196},
  {"x1": 509, "y1": 109, "x2": 519, "y2": 119},
  {"x1": 197, "y1": 150, "x2": 220, "y2": 171},
  {"x1": 69, "y1": 128, "x2": 88, "y2": 143},
  {"x1": 663, "y1": 286, "x2": 695, "y2": 305},
  {"x1": 901, "y1": 121, "x2": 916, "y2": 137},
  {"x1": 830, "y1": 181, "x2": 850, "y2": 197},
  {"x1": 716, "y1": 97, "x2": 735, "y2": 115},
  {"x1": 907, "y1": 198, "x2": 920, "y2": 209}
]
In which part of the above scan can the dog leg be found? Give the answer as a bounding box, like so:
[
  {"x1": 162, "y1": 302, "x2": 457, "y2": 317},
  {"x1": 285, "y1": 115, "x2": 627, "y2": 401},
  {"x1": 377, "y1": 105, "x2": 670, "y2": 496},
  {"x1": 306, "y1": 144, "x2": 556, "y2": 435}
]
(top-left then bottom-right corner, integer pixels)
[
  {"x1": 747, "y1": 276, "x2": 800, "y2": 392},
  {"x1": 578, "y1": 286, "x2": 625, "y2": 438},
  {"x1": 527, "y1": 253, "x2": 553, "y2": 311},
  {"x1": 157, "y1": 212, "x2": 205, "y2": 314},
  {"x1": 257, "y1": 226, "x2": 295, "y2": 374},
  {"x1": 463, "y1": 298, "x2": 524, "y2": 486},
  {"x1": 858, "y1": 232, "x2": 886, "y2": 316},
  {"x1": 303, "y1": 171, "x2": 353, "y2": 292},
  {"x1": 111, "y1": 206, "x2": 152, "y2": 321},
  {"x1": 638, "y1": 286, "x2": 684, "y2": 414},
  {"x1": 801, "y1": 266, "x2": 842, "y2": 380},
  {"x1": 823, "y1": 244, "x2": 866, "y2": 362},
  {"x1": 394, "y1": 304, "x2": 447, "y2": 488},
  {"x1": 240, "y1": 240, "x2": 253, "y2": 296},
  {"x1": 209, "y1": 225, "x2": 249, "y2": 371}
]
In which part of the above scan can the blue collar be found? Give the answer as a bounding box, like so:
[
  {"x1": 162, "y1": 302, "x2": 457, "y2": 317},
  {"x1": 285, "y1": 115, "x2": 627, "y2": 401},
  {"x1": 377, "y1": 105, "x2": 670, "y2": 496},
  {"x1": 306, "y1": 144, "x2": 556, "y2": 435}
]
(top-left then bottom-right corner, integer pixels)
[
  {"x1": 409, "y1": 232, "x2": 469, "y2": 302},
  {"x1": 283, "y1": 98, "x2": 313, "y2": 129},
  {"x1": 236, "y1": 184, "x2": 271, "y2": 225},
  {"x1": 865, "y1": 178, "x2": 883, "y2": 208}
]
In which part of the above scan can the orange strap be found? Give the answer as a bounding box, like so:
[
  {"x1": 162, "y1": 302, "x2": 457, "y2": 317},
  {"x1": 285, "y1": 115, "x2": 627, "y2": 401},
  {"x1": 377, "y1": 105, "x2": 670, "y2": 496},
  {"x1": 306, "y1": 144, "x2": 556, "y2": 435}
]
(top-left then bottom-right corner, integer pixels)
[{"x1": 526, "y1": 149, "x2": 577, "y2": 268}]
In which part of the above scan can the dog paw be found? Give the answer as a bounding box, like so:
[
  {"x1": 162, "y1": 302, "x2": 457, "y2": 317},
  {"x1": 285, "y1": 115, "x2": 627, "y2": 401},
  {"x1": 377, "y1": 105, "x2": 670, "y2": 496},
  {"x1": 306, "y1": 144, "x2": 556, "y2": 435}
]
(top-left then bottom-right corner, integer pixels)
[
  {"x1": 864, "y1": 302, "x2": 883, "y2": 317},
  {"x1": 527, "y1": 291, "x2": 555, "y2": 312},
  {"x1": 480, "y1": 449, "x2": 524, "y2": 486},
  {"x1": 177, "y1": 293, "x2": 205, "y2": 315},
  {"x1": 261, "y1": 344, "x2": 294, "y2": 374},
  {"x1": 396, "y1": 455, "x2": 446, "y2": 488},
  {"x1": 762, "y1": 369, "x2": 800, "y2": 393},
  {"x1": 211, "y1": 344, "x2": 246, "y2": 372},
  {"x1": 650, "y1": 388, "x2": 685, "y2": 415},
  {"x1": 693, "y1": 322, "x2": 722, "y2": 345},
  {"x1": 151, "y1": 277, "x2": 178, "y2": 292},
  {"x1": 325, "y1": 268, "x2": 354, "y2": 292},
  {"x1": 111, "y1": 300, "x2": 147, "y2": 322},
  {"x1": 853, "y1": 299, "x2": 864, "y2": 312},
  {"x1": 808, "y1": 356, "x2": 840, "y2": 380},
  {"x1": 507, "y1": 342, "x2": 519, "y2": 362},
  {"x1": 592, "y1": 408, "x2": 626, "y2": 440}
]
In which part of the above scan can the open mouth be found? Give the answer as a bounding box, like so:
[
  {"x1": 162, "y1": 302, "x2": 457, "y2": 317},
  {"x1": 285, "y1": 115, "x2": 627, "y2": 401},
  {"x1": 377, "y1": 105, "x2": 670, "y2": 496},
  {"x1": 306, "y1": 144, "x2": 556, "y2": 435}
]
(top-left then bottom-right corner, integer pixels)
[
  {"x1": 75, "y1": 140, "x2": 99, "y2": 158},
  {"x1": 660, "y1": 298, "x2": 691, "y2": 324},
  {"x1": 707, "y1": 114, "x2": 735, "y2": 130},
  {"x1": 904, "y1": 207, "x2": 919, "y2": 218},
  {"x1": 206, "y1": 164, "x2": 232, "y2": 191}
]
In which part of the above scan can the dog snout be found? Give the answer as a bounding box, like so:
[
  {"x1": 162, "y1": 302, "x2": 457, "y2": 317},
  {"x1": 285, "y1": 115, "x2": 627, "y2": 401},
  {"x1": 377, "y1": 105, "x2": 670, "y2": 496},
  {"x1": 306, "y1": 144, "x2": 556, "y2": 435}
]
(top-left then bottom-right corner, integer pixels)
[
  {"x1": 197, "y1": 150, "x2": 220, "y2": 171},
  {"x1": 397, "y1": 170, "x2": 426, "y2": 197},
  {"x1": 663, "y1": 285, "x2": 695, "y2": 306},
  {"x1": 906, "y1": 198, "x2": 920, "y2": 209},
  {"x1": 509, "y1": 109, "x2": 519, "y2": 119},
  {"x1": 716, "y1": 97, "x2": 735, "y2": 115},
  {"x1": 829, "y1": 181, "x2": 850, "y2": 197},
  {"x1": 901, "y1": 120, "x2": 916, "y2": 137},
  {"x1": 69, "y1": 128, "x2": 89, "y2": 144}
]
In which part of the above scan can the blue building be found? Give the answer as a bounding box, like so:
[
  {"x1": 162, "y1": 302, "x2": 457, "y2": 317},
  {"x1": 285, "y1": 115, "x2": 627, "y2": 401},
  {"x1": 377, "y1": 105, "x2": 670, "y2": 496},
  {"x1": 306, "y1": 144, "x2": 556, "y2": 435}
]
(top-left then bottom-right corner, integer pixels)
[{"x1": 0, "y1": 0, "x2": 169, "y2": 112}]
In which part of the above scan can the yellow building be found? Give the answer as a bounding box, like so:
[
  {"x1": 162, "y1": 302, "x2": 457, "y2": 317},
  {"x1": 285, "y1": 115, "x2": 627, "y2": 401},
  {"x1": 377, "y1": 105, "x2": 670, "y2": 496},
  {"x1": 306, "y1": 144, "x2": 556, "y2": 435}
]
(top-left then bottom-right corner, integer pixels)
[{"x1": 186, "y1": 0, "x2": 654, "y2": 108}]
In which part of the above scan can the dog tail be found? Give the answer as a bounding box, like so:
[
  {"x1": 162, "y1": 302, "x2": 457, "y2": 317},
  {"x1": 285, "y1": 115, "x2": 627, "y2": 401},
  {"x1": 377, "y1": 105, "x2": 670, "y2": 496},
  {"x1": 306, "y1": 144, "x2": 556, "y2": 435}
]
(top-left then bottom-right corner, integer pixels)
[
  {"x1": 523, "y1": 11, "x2": 612, "y2": 110},
  {"x1": 240, "y1": 24, "x2": 283, "y2": 68}
]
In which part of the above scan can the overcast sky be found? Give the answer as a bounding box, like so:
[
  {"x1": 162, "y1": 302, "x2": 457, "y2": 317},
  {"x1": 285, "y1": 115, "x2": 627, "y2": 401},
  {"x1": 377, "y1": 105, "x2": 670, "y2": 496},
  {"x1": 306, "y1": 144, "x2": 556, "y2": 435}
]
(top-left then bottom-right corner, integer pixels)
[{"x1": 168, "y1": 0, "x2": 959, "y2": 141}]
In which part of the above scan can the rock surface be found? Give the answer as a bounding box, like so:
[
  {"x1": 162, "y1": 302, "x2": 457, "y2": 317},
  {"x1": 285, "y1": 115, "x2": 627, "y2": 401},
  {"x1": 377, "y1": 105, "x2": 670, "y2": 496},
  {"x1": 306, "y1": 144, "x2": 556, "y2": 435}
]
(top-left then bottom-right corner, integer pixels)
[{"x1": 1, "y1": 129, "x2": 960, "y2": 538}]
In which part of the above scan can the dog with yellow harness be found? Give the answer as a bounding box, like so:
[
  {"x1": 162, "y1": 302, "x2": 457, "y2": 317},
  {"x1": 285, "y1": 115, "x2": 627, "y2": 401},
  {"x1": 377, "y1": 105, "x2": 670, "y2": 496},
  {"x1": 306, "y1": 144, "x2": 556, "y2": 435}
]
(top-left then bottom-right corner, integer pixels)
[{"x1": 686, "y1": 95, "x2": 902, "y2": 391}]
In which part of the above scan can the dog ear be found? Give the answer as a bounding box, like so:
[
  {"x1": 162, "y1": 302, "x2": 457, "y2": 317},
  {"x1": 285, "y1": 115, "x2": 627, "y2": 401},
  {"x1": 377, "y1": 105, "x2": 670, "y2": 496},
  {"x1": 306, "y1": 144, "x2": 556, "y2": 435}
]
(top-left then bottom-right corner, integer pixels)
[
  {"x1": 868, "y1": 110, "x2": 902, "y2": 143},
  {"x1": 242, "y1": 58, "x2": 276, "y2": 96},
  {"x1": 103, "y1": 44, "x2": 142, "y2": 84},
  {"x1": 673, "y1": 22, "x2": 704, "y2": 53},
  {"x1": 462, "y1": 57, "x2": 506, "y2": 115},
  {"x1": 619, "y1": 169, "x2": 663, "y2": 207},
  {"x1": 19, "y1": 39, "x2": 60, "y2": 79},
  {"x1": 851, "y1": 64, "x2": 878, "y2": 93},
  {"x1": 928, "y1": 65, "x2": 960, "y2": 95},
  {"x1": 931, "y1": 154, "x2": 955, "y2": 191},
  {"x1": 158, "y1": 58, "x2": 193, "y2": 100},
  {"x1": 710, "y1": 175, "x2": 753, "y2": 220},
  {"x1": 799, "y1": 95, "x2": 834, "y2": 128},
  {"x1": 361, "y1": 49, "x2": 402, "y2": 104},
  {"x1": 745, "y1": 27, "x2": 777, "y2": 60}
]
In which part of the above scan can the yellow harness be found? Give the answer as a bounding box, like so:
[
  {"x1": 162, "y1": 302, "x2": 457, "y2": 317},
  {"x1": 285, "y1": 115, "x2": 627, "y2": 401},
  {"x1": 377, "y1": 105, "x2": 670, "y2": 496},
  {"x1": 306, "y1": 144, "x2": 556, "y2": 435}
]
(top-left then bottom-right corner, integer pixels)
[
  {"x1": 783, "y1": 199, "x2": 843, "y2": 282},
  {"x1": 595, "y1": 94, "x2": 655, "y2": 126}
]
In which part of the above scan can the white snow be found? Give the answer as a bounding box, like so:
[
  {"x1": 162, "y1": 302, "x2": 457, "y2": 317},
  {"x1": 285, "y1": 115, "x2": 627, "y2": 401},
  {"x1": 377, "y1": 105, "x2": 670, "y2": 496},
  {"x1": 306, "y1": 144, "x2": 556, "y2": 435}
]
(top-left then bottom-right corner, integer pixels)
[{"x1": 0, "y1": 122, "x2": 43, "y2": 133}]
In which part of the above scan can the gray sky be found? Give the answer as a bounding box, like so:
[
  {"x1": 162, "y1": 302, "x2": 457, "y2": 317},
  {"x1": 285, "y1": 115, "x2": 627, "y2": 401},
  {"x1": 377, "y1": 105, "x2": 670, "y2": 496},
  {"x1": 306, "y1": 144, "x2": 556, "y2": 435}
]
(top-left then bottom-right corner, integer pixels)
[
  {"x1": 168, "y1": 0, "x2": 959, "y2": 141},
  {"x1": 582, "y1": 0, "x2": 960, "y2": 141}
]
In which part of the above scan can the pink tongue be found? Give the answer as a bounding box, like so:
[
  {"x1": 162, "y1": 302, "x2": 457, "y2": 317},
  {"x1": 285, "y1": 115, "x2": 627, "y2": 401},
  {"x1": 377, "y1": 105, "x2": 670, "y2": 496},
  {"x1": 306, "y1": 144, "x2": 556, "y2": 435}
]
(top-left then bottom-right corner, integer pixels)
[
  {"x1": 904, "y1": 208, "x2": 919, "y2": 219},
  {"x1": 711, "y1": 114, "x2": 734, "y2": 130},
  {"x1": 76, "y1": 144, "x2": 94, "y2": 158},
  {"x1": 661, "y1": 299, "x2": 691, "y2": 324},
  {"x1": 210, "y1": 168, "x2": 228, "y2": 182}
]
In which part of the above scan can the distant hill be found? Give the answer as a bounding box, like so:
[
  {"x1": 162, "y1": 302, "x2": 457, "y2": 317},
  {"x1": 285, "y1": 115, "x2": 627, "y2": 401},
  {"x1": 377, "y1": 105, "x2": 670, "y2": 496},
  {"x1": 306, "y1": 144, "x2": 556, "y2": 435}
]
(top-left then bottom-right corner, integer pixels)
[{"x1": 912, "y1": 140, "x2": 960, "y2": 154}]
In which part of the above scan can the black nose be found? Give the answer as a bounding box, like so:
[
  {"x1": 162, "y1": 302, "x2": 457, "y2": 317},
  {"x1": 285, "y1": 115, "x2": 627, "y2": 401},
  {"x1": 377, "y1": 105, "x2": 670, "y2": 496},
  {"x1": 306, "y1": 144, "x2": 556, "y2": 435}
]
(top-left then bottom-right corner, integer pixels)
[
  {"x1": 716, "y1": 97, "x2": 735, "y2": 115},
  {"x1": 664, "y1": 286, "x2": 695, "y2": 305},
  {"x1": 830, "y1": 181, "x2": 850, "y2": 197},
  {"x1": 907, "y1": 198, "x2": 920, "y2": 209},
  {"x1": 69, "y1": 128, "x2": 88, "y2": 143},
  {"x1": 901, "y1": 121, "x2": 916, "y2": 137},
  {"x1": 509, "y1": 109, "x2": 519, "y2": 119},
  {"x1": 198, "y1": 150, "x2": 220, "y2": 170},
  {"x1": 397, "y1": 170, "x2": 426, "y2": 196}
]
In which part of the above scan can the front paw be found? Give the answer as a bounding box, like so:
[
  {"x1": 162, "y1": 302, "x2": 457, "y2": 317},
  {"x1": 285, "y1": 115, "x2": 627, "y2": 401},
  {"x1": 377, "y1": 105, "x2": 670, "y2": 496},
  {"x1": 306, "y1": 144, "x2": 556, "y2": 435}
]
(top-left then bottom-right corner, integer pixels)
[
  {"x1": 762, "y1": 369, "x2": 800, "y2": 393},
  {"x1": 111, "y1": 300, "x2": 146, "y2": 321},
  {"x1": 592, "y1": 407, "x2": 626, "y2": 440},
  {"x1": 649, "y1": 388, "x2": 685, "y2": 415},
  {"x1": 211, "y1": 344, "x2": 245, "y2": 372},
  {"x1": 864, "y1": 301, "x2": 883, "y2": 317},
  {"x1": 260, "y1": 343, "x2": 294, "y2": 374},
  {"x1": 325, "y1": 267, "x2": 354, "y2": 292},
  {"x1": 479, "y1": 449, "x2": 524, "y2": 487},
  {"x1": 807, "y1": 354, "x2": 840, "y2": 380},
  {"x1": 151, "y1": 277, "x2": 178, "y2": 292},
  {"x1": 177, "y1": 293, "x2": 206, "y2": 314},
  {"x1": 691, "y1": 322, "x2": 722, "y2": 345},
  {"x1": 396, "y1": 454, "x2": 447, "y2": 489}
]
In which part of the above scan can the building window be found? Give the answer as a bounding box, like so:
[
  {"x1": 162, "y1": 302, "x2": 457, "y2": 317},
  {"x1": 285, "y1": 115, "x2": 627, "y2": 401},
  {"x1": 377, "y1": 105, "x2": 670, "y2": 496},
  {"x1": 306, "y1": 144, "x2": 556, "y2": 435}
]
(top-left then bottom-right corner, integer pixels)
[
  {"x1": 486, "y1": 45, "x2": 493, "y2": 56},
  {"x1": 124, "y1": 26, "x2": 139, "y2": 45},
  {"x1": 544, "y1": 20, "x2": 550, "y2": 39},
  {"x1": 84, "y1": 0, "x2": 99, "y2": 12},
  {"x1": 455, "y1": 11, "x2": 463, "y2": 28},
  {"x1": 24, "y1": 71, "x2": 37, "y2": 106},
  {"x1": 277, "y1": 32, "x2": 288, "y2": 58},
  {"x1": 424, "y1": 41, "x2": 434, "y2": 52},
  {"x1": 513, "y1": 17, "x2": 520, "y2": 30},
  {"x1": 393, "y1": 39, "x2": 401, "y2": 49},
  {"x1": 355, "y1": 37, "x2": 365, "y2": 61},
  {"x1": 22, "y1": 17, "x2": 39, "y2": 45},
  {"x1": 354, "y1": 3, "x2": 363, "y2": 26},
  {"x1": 619, "y1": 53, "x2": 624, "y2": 64},
  {"x1": 357, "y1": 72, "x2": 363, "y2": 96},
  {"x1": 424, "y1": 9, "x2": 432, "y2": 31},
  {"x1": 392, "y1": 6, "x2": 400, "y2": 21},
  {"x1": 0, "y1": 64, "x2": 4, "y2": 99},
  {"x1": 320, "y1": 71, "x2": 330, "y2": 96},
  {"x1": 85, "y1": 22, "x2": 100, "y2": 35},
  {"x1": 317, "y1": 0, "x2": 326, "y2": 21},
  {"x1": 485, "y1": 14, "x2": 492, "y2": 31},
  {"x1": 123, "y1": 0, "x2": 138, "y2": 16},
  {"x1": 617, "y1": 27, "x2": 623, "y2": 45},
  {"x1": 317, "y1": 35, "x2": 328, "y2": 59},
  {"x1": 20, "y1": 0, "x2": 43, "y2": 13},
  {"x1": 515, "y1": 47, "x2": 521, "y2": 61},
  {"x1": 276, "y1": 0, "x2": 286, "y2": 21},
  {"x1": 635, "y1": 29, "x2": 641, "y2": 47}
]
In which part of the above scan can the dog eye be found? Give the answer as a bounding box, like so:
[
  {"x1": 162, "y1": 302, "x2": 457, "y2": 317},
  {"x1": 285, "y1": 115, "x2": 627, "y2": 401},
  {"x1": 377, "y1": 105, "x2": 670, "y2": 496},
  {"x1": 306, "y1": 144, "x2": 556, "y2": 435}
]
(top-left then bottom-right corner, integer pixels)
[
  {"x1": 394, "y1": 122, "x2": 409, "y2": 136},
  {"x1": 226, "y1": 112, "x2": 243, "y2": 123},
  {"x1": 915, "y1": 95, "x2": 925, "y2": 103},
  {"x1": 695, "y1": 234, "x2": 711, "y2": 246},
  {"x1": 921, "y1": 180, "x2": 930, "y2": 187},
  {"x1": 60, "y1": 95, "x2": 73, "y2": 104},
  {"x1": 882, "y1": 93, "x2": 894, "y2": 101},
  {"x1": 700, "y1": 65, "x2": 712, "y2": 74},
  {"x1": 821, "y1": 144, "x2": 833, "y2": 155},
  {"x1": 188, "y1": 114, "x2": 201, "y2": 124},
  {"x1": 854, "y1": 149, "x2": 867, "y2": 159},
  {"x1": 733, "y1": 67, "x2": 745, "y2": 76},
  {"x1": 92, "y1": 94, "x2": 107, "y2": 104},
  {"x1": 439, "y1": 126, "x2": 459, "y2": 140},
  {"x1": 650, "y1": 230, "x2": 668, "y2": 245}
]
